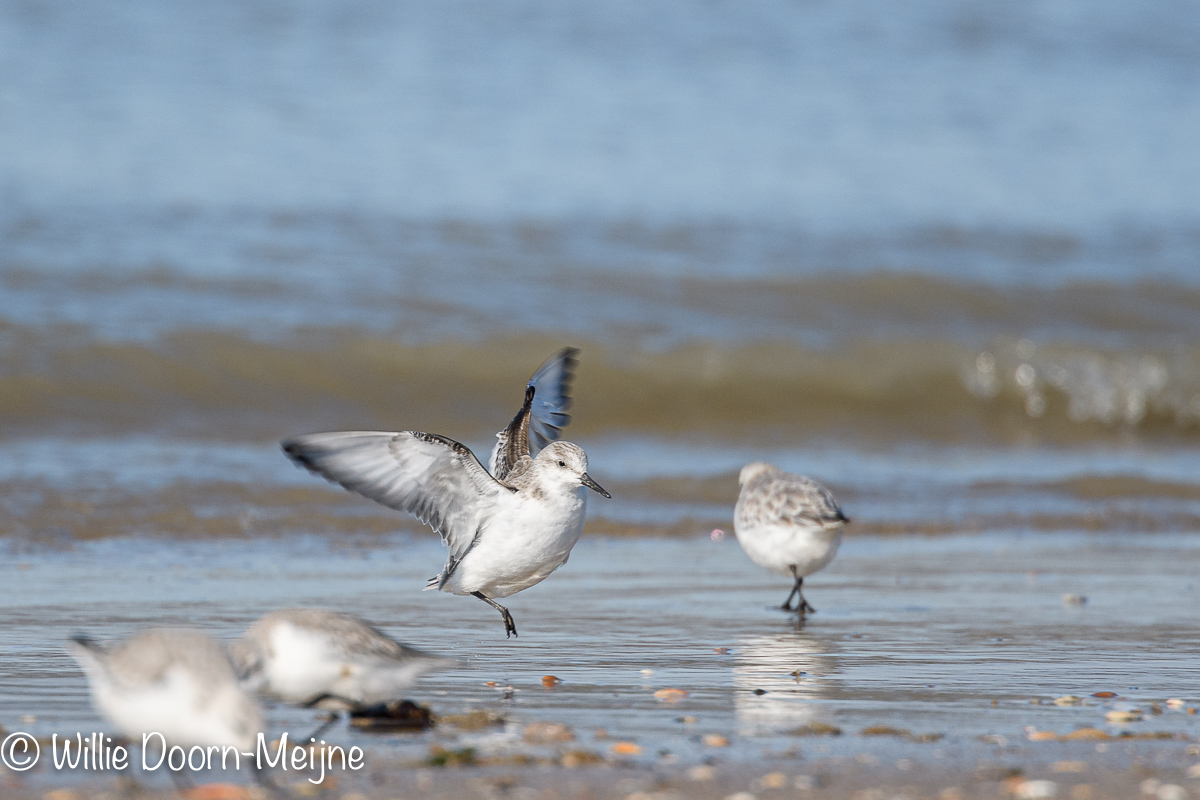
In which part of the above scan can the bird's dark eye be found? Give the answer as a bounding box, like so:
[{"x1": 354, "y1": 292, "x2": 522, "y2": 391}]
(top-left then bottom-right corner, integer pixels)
[{"x1": 557, "y1": 460, "x2": 566, "y2": 467}]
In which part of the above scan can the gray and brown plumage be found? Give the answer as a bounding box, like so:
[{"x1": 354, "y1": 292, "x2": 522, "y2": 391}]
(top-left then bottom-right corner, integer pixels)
[{"x1": 733, "y1": 462, "x2": 849, "y2": 615}]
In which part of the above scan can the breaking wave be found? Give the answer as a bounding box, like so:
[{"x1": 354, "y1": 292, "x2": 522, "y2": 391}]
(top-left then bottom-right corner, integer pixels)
[{"x1": 1, "y1": 325, "x2": 1198, "y2": 444}]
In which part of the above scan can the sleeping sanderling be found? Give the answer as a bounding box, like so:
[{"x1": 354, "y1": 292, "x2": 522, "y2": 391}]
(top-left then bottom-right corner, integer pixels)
[{"x1": 229, "y1": 607, "x2": 455, "y2": 709}]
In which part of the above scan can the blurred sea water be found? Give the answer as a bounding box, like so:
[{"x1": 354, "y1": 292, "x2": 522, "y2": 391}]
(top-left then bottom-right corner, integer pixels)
[{"x1": 1, "y1": 0, "x2": 1198, "y2": 536}]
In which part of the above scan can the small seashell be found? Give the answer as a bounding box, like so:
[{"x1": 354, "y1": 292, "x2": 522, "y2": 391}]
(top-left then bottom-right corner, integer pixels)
[
  {"x1": 1105, "y1": 710, "x2": 1142, "y2": 723},
  {"x1": 788, "y1": 722, "x2": 842, "y2": 736},
  {"x1": 639, "y1": 669, "x2": 655, "y2": 676},
  {"x1": 483, "y1": 681, "x2": 498, "y2": 687},
  {"x1": 1054, "y1": 695, "x2": 1083, "y2": 706},
  {"x1": 1027, "y1": 730, "x2": 1058, "y2": 741},
  {"x1": 1185, "y1": 764, "x2": 1200, "y2": 778},
  {"x1": 523, "y1": 721, "x2": 574, "y2": 744},
  {"x1": 1092, "y1": 691, "x2": 1117, "y2": 699},
  {"x1": 860, "y1": 725, "x2": 910, "y2": 737},
  {"x1": 711, "y1": 529, "x2": 725, "y2": 541},
  {"x1": 610, "y1": 741, "x2": 642, "y2": 756},
  {"x1": 758, "y1": 773, "x2": 788, "y2": 789},
  {"x1": 1016, "y1": 780, "x2": 1059, "y2": 800},
  {"x1": 1165, "y1": 698, "x2": 1185, "y2": 710},
  {"x1": 185, "y1": 785, "x2": 252, "y2": 800},
  {"x1": 653, "y1": 688, "x2": 689, "y2": 702},
  {"x1": 541, "y1": 675, "x2": 562, "y2": 687},
  {"x1": 1061, "y1": 727, "x2": 1109, "y2": 740},
  {"x1": 702, "y1": 733, "x2": 730, "y2": 747},
  {"x1": 560, "y1": 750, "x2": 603, "y2": 768}
]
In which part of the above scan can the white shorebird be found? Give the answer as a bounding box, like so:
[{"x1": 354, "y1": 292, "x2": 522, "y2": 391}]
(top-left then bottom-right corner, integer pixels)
[
  {"x1": 733, "y1": 462, "x2": 849, "y2": 616},
  {"x1": 230, "y1": 608, "x2": 456, "y2": 709},
  {"x1": 281, "y1": 348, "x2": 610, "y2": 637},
  {"x1": 67, "y1": 629, "x2": 263, "y2": 753}
]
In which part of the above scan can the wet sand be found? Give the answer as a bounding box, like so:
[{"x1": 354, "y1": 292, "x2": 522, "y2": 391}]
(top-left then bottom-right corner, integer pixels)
[{"x1": 2, "y1": 531, "x2": 1197, "y2": 795}]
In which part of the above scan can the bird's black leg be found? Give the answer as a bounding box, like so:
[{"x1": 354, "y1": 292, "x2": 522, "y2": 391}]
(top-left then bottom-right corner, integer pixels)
[
  {"x1": 301, "y1": 710, "x2": 342, "y2": 742},
  {"x1": 472, "y1": 591, "x2": 518, "y2": 638},
  {"x1": 780, "y1": 579, "x2": 800, "y2": 611},
  {"x1": 789, "y1": 567, "x2": 816, "y2": 615}
]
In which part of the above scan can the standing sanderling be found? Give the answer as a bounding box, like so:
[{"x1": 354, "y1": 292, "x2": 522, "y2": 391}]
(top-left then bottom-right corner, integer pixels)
[
  {"x1": 733, "y1": 462, "x2": 849, "y2": 616},
  {"x1": 281, "y1": 349, "x2": 610, "y2": 638},
  {"x1": 67, "y1": 629, "x2": 263, "y2": 757},
  {"x1": 229, "y1": 608, "x2": 456, "y2": 709}
]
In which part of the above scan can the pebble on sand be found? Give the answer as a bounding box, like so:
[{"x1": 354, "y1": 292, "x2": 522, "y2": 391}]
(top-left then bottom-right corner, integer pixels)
[
  {"x1": 1015, "y1": 780, "x2": 1059, "y2": 799},
  {"x1": 1105, "y1": 709, "x2": 1142, "y2": 723},
  {"x1": 702, "y1": 733, "x2": 730, "y2": 747},
  {"x1": 610, "y1": 742, "x2": 642, "y2": 755},
  {"x1": 1053, "y1": 696, "x2": 1084, "y2": 706},
  {"x1": 186, "y1": 786, "x2": 253, "y2": 800},
  {"x1": 541, "y1": 675, "x2": 562, "y2": 687},
  {"x1": 788, "y1": 722, "x2": 843, "y2": 736},
  {"x1": 1165, "y1": 698, "x2": 1185, "y2": 710},
  {"x1": 1062, "y1": 594, "x2": 1087, "y2": 606},
  {"x1": 757, "y1": 773, "x2": 789, "y2": 789},
  {"x1": 1151, "y1": 785, "x2": 1188, "y2": 800},
  {"x1": 1061, "y1": 728, "x2": 1109, "y2": 740},
  {"x1": 1092, "y1": 691, "x2": 1117, "y2": 699},
  {"x1": 688, "y1": 765, "x2": 717, "y2": 781},
  {"x1": 860, "y1": 725, "x2": 911, "y2": 737},
  {"x1": 654, "y1": 688, "x2": 690, "y2": 702},
  {"x1": 1186, "y1": 764, "x2": 1200, "y2": 779},
  {"x1": 1027, "y1": 730, "x2": 1059, "y2": 741},
  {"x1": 523, "y1": 721, "x2": 574, "y2": 744}
]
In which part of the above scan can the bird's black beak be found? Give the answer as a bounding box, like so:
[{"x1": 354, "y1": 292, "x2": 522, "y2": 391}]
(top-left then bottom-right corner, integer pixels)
[{"x1": 581, "y1": 473, "x2": 611, "y2": 498}]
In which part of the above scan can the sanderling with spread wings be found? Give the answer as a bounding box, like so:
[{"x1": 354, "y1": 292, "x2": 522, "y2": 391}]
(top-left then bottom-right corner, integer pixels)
[
  {"x1": 230, "y1": 608, "x2": 456, "y2": 709},
  {"x1": 281, "y1": 348, "x2": 610, "y2": 638},
  {"x1": 733, "y1": 462, "x2": 849, "y2": 616},
  {"x1": 67, "y1": 629, "x2": 263, "y2": 760}
]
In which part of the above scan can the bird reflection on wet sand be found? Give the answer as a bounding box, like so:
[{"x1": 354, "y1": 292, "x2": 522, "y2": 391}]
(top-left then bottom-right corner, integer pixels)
[{"x1": 731, "y1": 631, "x2": 840, "y2": 737}]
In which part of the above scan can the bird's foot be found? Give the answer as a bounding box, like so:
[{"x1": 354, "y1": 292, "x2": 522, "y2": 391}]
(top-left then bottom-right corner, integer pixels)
[
  {"x1": 797, "y1": 600, "x2": 816, "y2": 615},
  {"x1": 502, "y1": 609, "x2": 518, "y2": 638}
]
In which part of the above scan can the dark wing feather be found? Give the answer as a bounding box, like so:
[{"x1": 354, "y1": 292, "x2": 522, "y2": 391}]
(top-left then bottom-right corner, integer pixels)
[
  {"x1": 282, "y1": 431, "x2": 510, "y2": 559},
  {"x1": 489, "y1": 347, "x2": 579, "y2": 480}
]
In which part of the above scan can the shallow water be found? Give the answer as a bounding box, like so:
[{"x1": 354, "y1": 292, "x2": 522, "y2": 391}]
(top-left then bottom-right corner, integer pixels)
[{"x1": 2, "y1": 530, "x2": 1196, "y2": 785}]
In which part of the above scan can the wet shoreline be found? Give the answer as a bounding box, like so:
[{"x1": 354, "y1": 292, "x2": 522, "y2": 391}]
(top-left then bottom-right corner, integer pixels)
[{"x1": 3, "y1": 531, "x2": 1197, "y2": 792}]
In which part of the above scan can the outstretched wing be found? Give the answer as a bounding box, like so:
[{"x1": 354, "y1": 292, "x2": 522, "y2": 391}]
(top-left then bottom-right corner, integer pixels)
[
  {"x1": 282, "y1": 431, "x2": 512, "y2": 559},
  {"x1": 489, "y1": 347, "x2": 579, "y2": 480}
]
